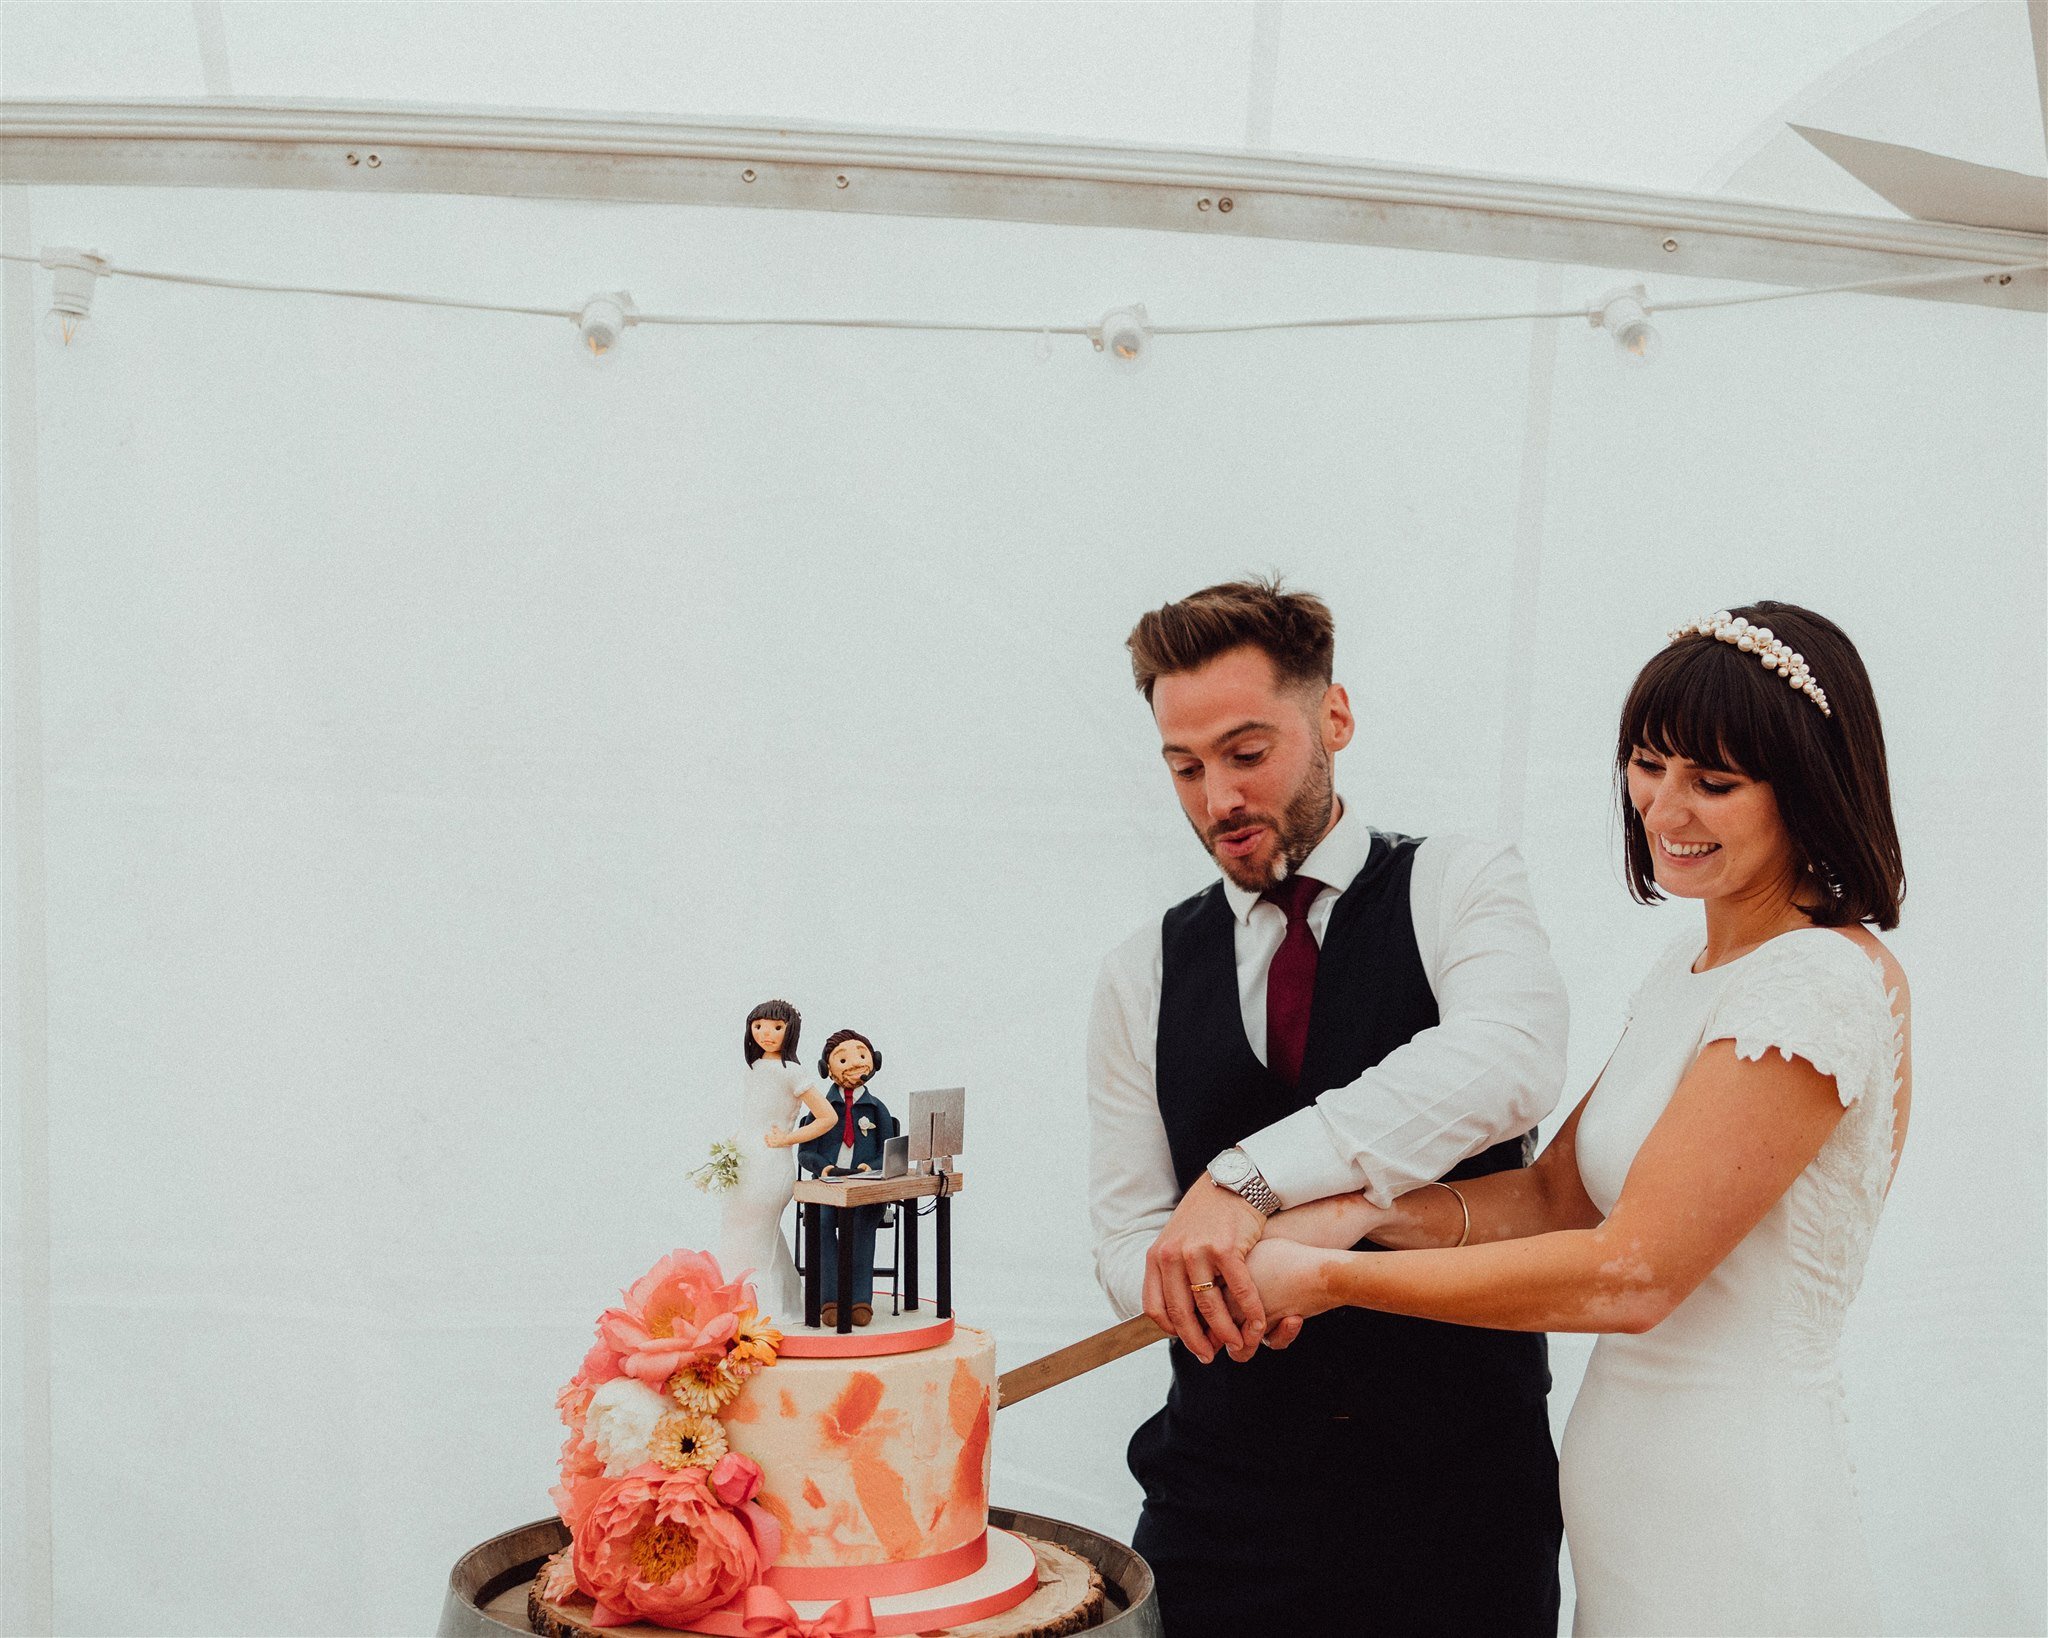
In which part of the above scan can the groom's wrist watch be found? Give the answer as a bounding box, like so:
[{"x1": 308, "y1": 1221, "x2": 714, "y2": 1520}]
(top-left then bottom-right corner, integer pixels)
[{"x1": 1207, "y1": 1146, "x2": 1281, "y2": 1217}]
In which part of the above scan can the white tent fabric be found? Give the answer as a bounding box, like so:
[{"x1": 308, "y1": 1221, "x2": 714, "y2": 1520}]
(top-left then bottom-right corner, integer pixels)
[{"x1": 2, "y1": 5, "x2": 2044, "y2": 1637}]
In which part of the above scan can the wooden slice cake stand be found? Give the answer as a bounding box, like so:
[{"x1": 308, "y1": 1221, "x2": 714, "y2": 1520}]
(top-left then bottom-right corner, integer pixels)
[{"x1": 523, "y1": 1532, "x2": 1103, "y2": 1638}]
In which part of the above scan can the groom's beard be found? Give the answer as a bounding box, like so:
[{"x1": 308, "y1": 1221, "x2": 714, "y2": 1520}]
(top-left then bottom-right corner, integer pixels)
[{"x1": 1195, "y1": 740, "x2": 1337, "y2": 893}]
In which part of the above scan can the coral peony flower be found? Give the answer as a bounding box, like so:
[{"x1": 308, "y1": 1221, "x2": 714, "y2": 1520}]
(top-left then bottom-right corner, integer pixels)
[
  {"x1": 560, "y1": 1430, "x2": 605, "y2": 1484},
  {"x1": 598, "y1": 1250, "x2": 757, "y2": 1390},
  {"x1": 557, "y1": 1376, "x2": 596, "y2": 1432},
  {"x1": 570, "y1": 1464, "x2": 762, "y2": 1628},
  {"x1": 539, "y1": 1547, "x2": 580, "y2": 1603},
  {"x1": 558, "y1": 1335, "x2": 626, "y2": 1435},
  {"x1": 550, "y1": 1432, "x2": 607, "y2": 1529},
  {"x1": 585, "y1": 1377, "x2": 672, "y2": 1477}
]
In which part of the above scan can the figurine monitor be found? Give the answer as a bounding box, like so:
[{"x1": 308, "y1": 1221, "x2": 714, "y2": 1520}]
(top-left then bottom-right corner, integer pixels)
[{"x1": 906, "y1": 1087, "x2": 965, "y2": 1166}]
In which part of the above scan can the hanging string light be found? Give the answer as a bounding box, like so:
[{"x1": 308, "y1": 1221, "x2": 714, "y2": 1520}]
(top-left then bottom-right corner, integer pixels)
[
  {"x1": 1092, "y1": 305, "x2": 1151, "y2": 369},
  {"x1": 577, "y1": 292, "x2": 636, "y2": 359},
  {"x1": 37, "y1": 248, "x2": 108, "y2": 344},
  {"x1": 1589, "y1": 285, "x2": 1660, "y2": 365},
  {"x1": 4, "y1": 248, "x2": 2037, "y2": 363}
]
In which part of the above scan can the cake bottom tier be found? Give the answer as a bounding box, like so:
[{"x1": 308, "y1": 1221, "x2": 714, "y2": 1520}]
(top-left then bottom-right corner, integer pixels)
[
  {"x1": 721, "y1": 1325, "x2": 996, "y2": 1580},
  {"x1": 527, "y1": 1527, "x2": 1103, "y2": 1638}
]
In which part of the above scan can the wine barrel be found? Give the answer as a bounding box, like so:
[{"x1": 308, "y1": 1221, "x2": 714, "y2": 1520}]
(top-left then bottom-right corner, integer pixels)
[{"x1": 439, "y1": 1506, "x2": 1161, "y2": 1638}]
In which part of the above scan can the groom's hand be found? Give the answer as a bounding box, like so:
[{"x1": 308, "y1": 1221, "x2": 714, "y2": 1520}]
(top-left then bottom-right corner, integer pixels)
[{"x1": 1144, "y1": 1178, "x2": 1267, "y2": 1364}]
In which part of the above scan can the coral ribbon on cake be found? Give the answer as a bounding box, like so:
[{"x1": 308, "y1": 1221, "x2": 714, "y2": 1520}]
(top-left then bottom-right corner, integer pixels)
[
  {"x1": 760, "y1": 1531, "x2": 988, "y2": 1599},
  {"x1": 737, "y1": 1586, "x2": 877, "y2": 1638}
]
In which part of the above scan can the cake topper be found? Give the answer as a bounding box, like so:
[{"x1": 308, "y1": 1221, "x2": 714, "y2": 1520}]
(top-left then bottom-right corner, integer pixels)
[
  {"x1": 798, "y1": 1028, "x2": 901, "y2": 1327},
  {"x1": 712, "y1": 999, "x2": 836, "y2": 1325}
]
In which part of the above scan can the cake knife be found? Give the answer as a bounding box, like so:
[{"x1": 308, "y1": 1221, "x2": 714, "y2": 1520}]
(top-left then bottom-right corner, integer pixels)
[{"x1": 995, "y1": 1315, "x2": 1168, "y2": 1409}]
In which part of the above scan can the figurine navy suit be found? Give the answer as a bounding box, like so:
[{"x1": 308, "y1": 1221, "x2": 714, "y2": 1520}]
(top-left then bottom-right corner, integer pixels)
[{"x1": 799, "y1": 1028, "x2": 899, "y2": 1324}]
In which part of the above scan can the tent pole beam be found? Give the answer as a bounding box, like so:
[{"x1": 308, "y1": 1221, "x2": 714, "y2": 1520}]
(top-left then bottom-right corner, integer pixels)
[{"x1": 2, "y1": 100, "x2": 2042, "y2": 310}]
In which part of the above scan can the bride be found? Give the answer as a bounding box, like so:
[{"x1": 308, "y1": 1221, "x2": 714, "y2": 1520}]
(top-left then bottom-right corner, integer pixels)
[
  {"x1": 1248, "y1": 602, "x2": 1910, "y2": 1636},
  {"x1": 719, "y1": 999, "x2": 837, "y2": 1323}
]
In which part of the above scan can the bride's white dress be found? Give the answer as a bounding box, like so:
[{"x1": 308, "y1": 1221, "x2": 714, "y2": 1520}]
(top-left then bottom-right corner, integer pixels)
[
  {"x1": 717, "y1": 1055, "x2": 809, "y2": 1325},
  {"x1": 1561, "y1": 927, "x2": 1903, "y2": 1637}
]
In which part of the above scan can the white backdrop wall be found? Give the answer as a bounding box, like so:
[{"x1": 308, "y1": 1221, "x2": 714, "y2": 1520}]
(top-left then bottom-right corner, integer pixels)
[{"x1": 2, "y1": 179, "x2": 2043, "y2": 1635}]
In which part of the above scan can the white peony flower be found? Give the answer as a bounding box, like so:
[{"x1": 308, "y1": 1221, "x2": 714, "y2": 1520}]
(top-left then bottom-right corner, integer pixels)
[{"x1": 584, "y1": 1375, "x2": 672, "y2": 1476}]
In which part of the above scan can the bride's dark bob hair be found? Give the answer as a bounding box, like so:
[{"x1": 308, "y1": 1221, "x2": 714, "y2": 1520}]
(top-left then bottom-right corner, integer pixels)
[
  {"x1": 1617, "y1": 600, "x2": 1903, "y2": 930},
  {"x1": 744, "y1": 998, "x2": 802, "y2": 1065}
]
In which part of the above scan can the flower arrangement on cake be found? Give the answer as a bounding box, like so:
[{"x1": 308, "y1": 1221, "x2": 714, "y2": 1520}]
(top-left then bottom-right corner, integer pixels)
[{"x1": 545, "y1": 1249, "x2": 790, "y2": 1629}]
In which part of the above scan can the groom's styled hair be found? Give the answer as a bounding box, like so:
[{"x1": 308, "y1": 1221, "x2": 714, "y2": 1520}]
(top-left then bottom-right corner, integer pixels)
[{"x1": 1125, "y1": 575, "x2": 1335, "y2": 703}]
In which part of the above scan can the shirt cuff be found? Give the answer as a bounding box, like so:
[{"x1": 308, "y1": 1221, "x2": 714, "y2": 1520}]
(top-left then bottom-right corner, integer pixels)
[{"x1": 1237, "y1": 1110, "x2": 1371, "y2": 1211}]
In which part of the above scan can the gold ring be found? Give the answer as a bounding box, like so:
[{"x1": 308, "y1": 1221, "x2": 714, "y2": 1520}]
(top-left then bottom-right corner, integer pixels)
[{"x1": 1189, "y1": 1280, "x2": 1217, "y2": 1293}]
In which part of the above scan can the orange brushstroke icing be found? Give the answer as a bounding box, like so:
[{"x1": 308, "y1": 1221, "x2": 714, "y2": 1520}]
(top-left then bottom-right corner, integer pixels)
[
  {"x1": 825, "y1": 1372, "x2": 884, "y2": 1441},
  {"x1": 951, "y1": 1394, "x2": 990, "y2": 1514},
  {"x1": 851, "y1": 1454, "x2": 922, "y2": 1560},
  {"x1": 757, "y1": 1490, "x2": 796, "y2": 1537},
  {"x1": 719, "y1": 1326, "x2": 996, "y2": 1571},
  {"x1": 948, "y1": 1359, "x2": 982, "y2": 1438}
]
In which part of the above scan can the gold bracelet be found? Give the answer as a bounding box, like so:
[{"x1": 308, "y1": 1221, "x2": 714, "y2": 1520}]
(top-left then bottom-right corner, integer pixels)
[{"x1": 1422, "y1": 1180, "x2": 1471, "y2": 1248}]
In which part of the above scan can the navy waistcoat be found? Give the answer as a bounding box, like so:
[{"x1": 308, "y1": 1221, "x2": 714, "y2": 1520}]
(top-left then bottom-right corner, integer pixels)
[{"x1": 1152, "y1": 831, "x2": 1550, "y2": 1444}]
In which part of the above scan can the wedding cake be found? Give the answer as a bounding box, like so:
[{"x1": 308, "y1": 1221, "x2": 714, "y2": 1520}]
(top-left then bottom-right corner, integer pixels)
[{"x1": 534, "y1": 1249, "x2": 1044, "y2": 1635}]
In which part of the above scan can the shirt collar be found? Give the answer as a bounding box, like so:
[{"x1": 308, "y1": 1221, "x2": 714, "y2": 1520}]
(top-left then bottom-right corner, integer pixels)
[{"x1": 1219, "y1": 796, "x2": 1367, "y2": 926}]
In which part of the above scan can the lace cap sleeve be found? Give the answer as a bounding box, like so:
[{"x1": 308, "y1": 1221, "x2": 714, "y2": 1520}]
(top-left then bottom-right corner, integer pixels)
[{"x1": 1702, "y1": 930, "x2": 1900, "y2": 1108}]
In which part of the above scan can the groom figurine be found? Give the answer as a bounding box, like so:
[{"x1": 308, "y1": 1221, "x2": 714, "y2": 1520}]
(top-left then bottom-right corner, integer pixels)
[
  {"x1": 1087, "y1": 578, "x2": 1570, "y2": 1636},
  {"x1": 800, "y1": 1028, "x2": 898, "y2": 1328}
]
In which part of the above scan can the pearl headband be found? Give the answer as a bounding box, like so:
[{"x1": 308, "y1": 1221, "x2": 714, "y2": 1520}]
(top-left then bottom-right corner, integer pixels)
[{"x1": 1668, "y1": 611, "x2": 1832, "y2": 717}]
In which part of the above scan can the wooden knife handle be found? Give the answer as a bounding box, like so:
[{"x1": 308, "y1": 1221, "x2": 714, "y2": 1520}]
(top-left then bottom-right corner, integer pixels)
[{"x1": 995, "y1": 1315, "x2": 1168, "y2": 1409}]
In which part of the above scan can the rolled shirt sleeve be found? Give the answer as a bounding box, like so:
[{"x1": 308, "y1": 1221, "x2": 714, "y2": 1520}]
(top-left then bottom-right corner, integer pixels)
[{"x1": 1236, "y1": 835, "x2": 1569, "y2": 1209}]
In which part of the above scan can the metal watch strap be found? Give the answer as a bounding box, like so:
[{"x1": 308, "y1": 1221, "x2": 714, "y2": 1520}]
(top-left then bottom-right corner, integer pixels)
[{"x1": 1214, "y1": 1152, "x2": 1281, "y2": 1217}]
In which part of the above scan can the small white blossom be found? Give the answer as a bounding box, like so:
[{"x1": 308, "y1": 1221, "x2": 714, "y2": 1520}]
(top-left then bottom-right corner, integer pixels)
[{"x1": 584, "y1": 1376, "x2": 671, "y2": 1475}]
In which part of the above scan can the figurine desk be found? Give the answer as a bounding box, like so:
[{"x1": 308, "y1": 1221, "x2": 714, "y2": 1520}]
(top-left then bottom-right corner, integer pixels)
[{"x1": 793, "y1": 1170, "x2": 964, "y2": 1333}]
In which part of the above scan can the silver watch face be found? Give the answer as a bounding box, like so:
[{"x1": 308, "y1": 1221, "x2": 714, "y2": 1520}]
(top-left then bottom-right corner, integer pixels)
[{"x1": 1209, "y1": 1148, "x2": 1252, "y2": 1190}]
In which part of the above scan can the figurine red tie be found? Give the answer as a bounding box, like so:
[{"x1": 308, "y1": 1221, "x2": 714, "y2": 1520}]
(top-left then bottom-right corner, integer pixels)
[{"x1": 1261, "y1": 873, "x2": 1325, "y2": 1086}]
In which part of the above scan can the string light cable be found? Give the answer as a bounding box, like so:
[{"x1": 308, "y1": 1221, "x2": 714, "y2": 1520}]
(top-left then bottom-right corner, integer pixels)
[{"x1": 3, "y1": 247, "x2": 2041, "y2": 353}]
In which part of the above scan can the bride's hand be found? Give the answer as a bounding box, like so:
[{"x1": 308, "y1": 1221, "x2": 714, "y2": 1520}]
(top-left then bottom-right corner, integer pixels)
[
  {"x1": 1246, "y1": 1239, "x2": 1338, "y2": 1330},
  {"x1": 762, "y1": 1126, "x2": 794, "y2": 1148}
]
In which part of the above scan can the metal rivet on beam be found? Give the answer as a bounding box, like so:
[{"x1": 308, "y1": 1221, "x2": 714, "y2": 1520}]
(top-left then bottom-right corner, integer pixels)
[
  {"x1": 1197, "y1": 197, "x2": 1211, "y2": 211},
  {"x1": 742, "y1": 168, "x2": 756, "y2": 182},
  {"x1": 1662, "y1": 238, "x2": 1679, "y2": 252},
  {"x1": 1218, "y1": 196, "x2": 1234, "y2": 212},
  {"x1": 366, "y1": 154, "x2": 381, "y2": 168},
  {"x1": 835, "y1": 174, "x2": 849, "y2": 188},
  {"x1": 345, "y1": 152, "x2": 359, "y2": 166}
]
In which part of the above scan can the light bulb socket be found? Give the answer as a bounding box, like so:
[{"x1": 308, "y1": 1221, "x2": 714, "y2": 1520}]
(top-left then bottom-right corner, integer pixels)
[
  {"x1": 1590, "y1": 285, "x2": 1659, "y2": 364},
  {"x1": 1093, "y1": 304, "x2": 1151, "y2": 369},
  {"x1": 577, "y1": 291, "x2": 637, "y2": 358},
  {"x1": 39, "y1": 248, "x2": 108, "y2": 322}
]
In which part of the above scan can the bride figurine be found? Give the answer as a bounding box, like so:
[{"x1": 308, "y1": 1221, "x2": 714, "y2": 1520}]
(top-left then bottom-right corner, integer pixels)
[{"x1": 718, "y1": 999, "x2": 836, "y2": 1324}]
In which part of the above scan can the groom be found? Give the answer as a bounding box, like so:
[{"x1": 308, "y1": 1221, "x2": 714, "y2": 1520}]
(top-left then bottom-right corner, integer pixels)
[{"x1": 1086, "y1": 578, "x2": 1569, "y2": 1636}]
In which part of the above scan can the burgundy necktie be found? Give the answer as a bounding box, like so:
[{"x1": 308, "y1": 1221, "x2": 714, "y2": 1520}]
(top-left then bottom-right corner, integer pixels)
[{"x1": 1261, "y1": 873, "x2": 1325, "y2": 1087}]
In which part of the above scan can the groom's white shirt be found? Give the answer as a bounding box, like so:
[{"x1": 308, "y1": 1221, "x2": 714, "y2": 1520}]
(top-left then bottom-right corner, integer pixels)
[{"x1": 1087, "y1": 798, "x2": 1569, "y2": 1320}]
